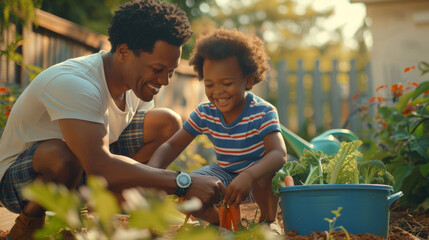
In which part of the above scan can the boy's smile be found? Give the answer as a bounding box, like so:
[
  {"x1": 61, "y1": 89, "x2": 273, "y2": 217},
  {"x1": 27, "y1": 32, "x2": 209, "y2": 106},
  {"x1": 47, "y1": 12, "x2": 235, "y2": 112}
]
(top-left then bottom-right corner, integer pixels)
[
  {"x1": 203, "y1": 56, "x2": 253, "y2": 124},
  {"x1": 214, "y1": 97, "x2": 232, "y2": 108}
]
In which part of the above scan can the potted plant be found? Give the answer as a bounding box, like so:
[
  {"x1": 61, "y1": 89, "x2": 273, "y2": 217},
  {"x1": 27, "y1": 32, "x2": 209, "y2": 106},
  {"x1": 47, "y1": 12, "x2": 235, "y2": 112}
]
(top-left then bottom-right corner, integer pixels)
[{"x1": 272, "y1": 141, "x2": 402, "y2": 237}]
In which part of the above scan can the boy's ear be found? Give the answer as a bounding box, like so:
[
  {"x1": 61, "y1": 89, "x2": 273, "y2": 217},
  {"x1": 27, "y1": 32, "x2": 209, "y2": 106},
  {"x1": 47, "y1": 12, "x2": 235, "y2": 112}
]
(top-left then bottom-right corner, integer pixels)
[
  {"x1": 116, "y1": 43, "x2": 131, "y2": 63},
  {"x1": 245, "y1": 75, "x2": 255, "y2": 90}
]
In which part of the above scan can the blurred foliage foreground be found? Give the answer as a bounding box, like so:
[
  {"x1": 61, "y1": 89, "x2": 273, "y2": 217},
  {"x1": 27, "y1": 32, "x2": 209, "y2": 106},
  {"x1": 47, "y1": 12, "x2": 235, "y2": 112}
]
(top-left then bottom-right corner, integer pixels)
[{"x1": 23, "y1": 176, "x2": 275, "y2": 240}]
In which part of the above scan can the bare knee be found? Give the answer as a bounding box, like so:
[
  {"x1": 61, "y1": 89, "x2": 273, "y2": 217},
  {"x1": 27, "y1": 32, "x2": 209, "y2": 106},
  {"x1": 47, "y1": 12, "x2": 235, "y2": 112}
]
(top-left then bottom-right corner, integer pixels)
[
  {"x1": 254, "y1": 174, "x2": 274, "y2": 189},
  {"x1": 33, "y1": 139, "x2": 82, "y2": 187},
  {"x1": 144, "y1": 108, "x2": 182, "y2": 142}
]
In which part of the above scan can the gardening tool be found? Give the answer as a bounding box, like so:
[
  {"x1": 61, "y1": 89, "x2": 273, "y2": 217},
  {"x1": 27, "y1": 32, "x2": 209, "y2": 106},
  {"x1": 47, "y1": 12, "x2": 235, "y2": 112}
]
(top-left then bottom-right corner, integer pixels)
[{"x1": 280, "y1": 124, "x2": 359, "y2": 157}]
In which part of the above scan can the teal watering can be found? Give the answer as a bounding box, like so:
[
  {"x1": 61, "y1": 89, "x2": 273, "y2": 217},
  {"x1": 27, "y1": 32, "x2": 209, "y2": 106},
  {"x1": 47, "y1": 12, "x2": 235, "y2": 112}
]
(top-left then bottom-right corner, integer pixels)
[{"x1": 280, "y1": 124, "x2": 359, "y2": 157}]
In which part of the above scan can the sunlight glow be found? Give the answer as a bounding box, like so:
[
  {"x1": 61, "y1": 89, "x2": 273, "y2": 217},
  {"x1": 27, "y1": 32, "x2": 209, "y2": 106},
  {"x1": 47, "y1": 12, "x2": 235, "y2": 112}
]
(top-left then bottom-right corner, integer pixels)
[{"x1": 214, "y1": 0, "x2": 367, "y2": 49}]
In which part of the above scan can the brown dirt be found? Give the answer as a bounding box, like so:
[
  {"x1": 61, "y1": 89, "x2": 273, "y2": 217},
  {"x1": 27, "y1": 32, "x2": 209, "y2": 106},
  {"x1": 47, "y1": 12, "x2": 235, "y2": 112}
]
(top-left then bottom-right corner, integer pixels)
[{"x1": 1, "y1": 203, "x2": 427, "y2": 239}]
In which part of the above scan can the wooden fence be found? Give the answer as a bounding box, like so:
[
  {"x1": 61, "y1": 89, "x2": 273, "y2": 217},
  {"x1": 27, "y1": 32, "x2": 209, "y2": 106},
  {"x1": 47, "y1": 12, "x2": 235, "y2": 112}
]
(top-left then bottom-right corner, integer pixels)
[
  {"x1": 0, "y1": 9, "x2": 109, "y2": 87},
  {"x1": 276, "y1": 59, "x2": 372, "y2": 137}
]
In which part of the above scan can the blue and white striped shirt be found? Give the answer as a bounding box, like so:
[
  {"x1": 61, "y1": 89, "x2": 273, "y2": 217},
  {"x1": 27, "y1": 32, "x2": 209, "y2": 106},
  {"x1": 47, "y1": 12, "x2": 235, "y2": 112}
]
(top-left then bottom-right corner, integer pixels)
[{"x1": 183, "y1": 92, "x2": 281, "y2": 173}]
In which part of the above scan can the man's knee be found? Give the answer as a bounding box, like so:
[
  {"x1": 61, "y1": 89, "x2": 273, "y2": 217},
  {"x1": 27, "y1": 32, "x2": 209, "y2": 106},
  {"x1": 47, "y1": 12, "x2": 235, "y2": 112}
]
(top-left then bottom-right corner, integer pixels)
[
  {"x1": 33, "y1": 139, "x2": 82, "y2": 186},
  {"x1": 145, "y1": 108, "x2": 182, "y2": 140}
]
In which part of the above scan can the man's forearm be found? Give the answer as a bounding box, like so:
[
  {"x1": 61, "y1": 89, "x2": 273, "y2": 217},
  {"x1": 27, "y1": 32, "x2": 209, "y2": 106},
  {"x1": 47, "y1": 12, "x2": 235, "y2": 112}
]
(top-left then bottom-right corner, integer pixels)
[{"x1": 87, "y1": 153, "x2": 177, "y2": 194}]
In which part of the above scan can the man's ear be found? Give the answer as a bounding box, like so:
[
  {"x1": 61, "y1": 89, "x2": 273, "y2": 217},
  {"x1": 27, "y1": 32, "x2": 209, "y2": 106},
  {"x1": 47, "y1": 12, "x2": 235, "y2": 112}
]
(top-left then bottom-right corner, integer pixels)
[
  {"x1": 245, "y1": 75, "x2": 255, "y2": 90},
  {"x1": 116, "y1": 43, "x2": 130, "y2": 63}
]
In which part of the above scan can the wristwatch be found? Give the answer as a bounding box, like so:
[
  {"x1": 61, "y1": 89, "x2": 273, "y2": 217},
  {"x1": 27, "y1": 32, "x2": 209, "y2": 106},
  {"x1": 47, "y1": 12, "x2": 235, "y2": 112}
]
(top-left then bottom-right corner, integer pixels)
[{"x1": 175, "y1": 171, "x2": 192, "y2": 197}]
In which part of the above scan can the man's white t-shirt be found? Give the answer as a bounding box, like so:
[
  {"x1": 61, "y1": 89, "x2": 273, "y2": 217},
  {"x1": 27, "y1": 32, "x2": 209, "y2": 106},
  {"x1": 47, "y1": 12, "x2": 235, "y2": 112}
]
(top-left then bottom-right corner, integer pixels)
[{"x1": 0, "y1": 51, "x2": 154, "y2": 182}]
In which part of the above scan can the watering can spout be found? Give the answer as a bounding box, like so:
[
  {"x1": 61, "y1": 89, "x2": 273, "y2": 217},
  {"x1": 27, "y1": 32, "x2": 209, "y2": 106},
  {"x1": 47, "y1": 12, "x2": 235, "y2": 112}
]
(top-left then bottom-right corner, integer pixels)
[
  {"x1": 280, "y1": 125, "x2": 314, "y2": 157},
  {"x1": 280, "y1": 124, "x2": 359, "y2": 157}
]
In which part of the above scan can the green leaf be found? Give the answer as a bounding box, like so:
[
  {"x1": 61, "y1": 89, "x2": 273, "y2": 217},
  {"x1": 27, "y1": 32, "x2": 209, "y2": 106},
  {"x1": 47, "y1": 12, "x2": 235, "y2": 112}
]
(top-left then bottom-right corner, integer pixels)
[
  {"x1": 34, "y1": 215, "x2": 69, "y2": 239},
  {"x1": 175, "y1": 227, "x2": 222, "y2": 240},
  {"x1": 392, "y1": 130, "x2": 411, "y2": 141},
  {"x1": 418, "y1": 61, "x2": 429, "y2": 76},
  {"x1": 390, "y1": 163, "x2": 414, "y2": 191},
  {"x1": 86, "y1": 176, "x2": 120, "y2": 235},
  {"x1": 412, "y1": 97, "x2": 429, "y2": 105},
  {"x1": 396, "y1": 91, "x2": 415, "y2": 111},
  {"x1": 410, "y1": 137, "x2": 429, "y2": 159},
  {"x1": 325, "y1": 141, "x2": 362, "y2": 184},
  {"x1": 420, "y1": 162, "x2": 429, "y2": 177},
  {"x1": 22, "y1": 181, "x2": 83, "y2": 227},
  {"x1": 411, "y1": 81, "x2": 429, "y2": 100}
]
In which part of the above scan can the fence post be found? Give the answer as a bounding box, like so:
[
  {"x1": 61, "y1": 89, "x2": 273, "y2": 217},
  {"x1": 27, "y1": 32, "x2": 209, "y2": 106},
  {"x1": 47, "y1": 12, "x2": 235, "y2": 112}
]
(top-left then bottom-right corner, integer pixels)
[
  {"x1": 312, "y1": 59, "x2": 323, "y2": 132},
  {"x1": 297, "y1": 59, "x2": 305, "y2": 131},
  {"x1": 330, "y1": 59, "x2": 341, "y2": 128},
  {"x1": 348, "y1": 59, "x2": 360, "y2": 133},
  {"x1": 277, "y1": 60, "x2": 289, "y2": 127}
]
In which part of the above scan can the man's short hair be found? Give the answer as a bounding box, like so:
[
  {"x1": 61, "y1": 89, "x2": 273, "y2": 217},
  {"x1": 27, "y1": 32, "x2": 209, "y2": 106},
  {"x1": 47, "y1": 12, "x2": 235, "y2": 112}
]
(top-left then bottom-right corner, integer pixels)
[{"x1": 108, "y1": 0, "x2": 193, "y2": 55}]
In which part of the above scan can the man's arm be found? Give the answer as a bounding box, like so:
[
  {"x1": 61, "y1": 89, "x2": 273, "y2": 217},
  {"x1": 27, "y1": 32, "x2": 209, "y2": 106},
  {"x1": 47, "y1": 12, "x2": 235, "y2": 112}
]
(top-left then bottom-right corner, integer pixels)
[
  {"x1": 147, "y1": 128, "x2": 195, "y2": 169},
  {"x1": 59, "y1": 118, "x2": 177, "y2": 192},
  {"x1": 59, "y1": 118, "x2": 225, "y2": 209}
]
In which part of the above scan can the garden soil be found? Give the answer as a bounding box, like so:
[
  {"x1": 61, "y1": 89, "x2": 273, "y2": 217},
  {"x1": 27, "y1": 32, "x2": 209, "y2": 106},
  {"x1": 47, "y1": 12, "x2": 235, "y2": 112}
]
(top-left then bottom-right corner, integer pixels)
[{"x1": 0, "y1": 203, "x2": 427, "y2": 239}]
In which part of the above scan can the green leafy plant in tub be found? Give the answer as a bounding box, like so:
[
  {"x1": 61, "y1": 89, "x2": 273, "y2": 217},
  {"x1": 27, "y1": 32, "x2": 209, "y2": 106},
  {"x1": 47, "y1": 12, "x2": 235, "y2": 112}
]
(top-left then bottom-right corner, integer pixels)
[{"x1": 272, "y1": 140, "x2": 395, "y2": 196}]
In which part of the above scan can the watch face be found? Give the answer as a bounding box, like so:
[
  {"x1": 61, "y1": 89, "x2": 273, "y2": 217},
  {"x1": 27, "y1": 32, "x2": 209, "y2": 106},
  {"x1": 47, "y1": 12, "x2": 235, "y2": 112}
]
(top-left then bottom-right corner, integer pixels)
[{"x1": 177, "y1": 173, "x2": 191, "y2": 188}]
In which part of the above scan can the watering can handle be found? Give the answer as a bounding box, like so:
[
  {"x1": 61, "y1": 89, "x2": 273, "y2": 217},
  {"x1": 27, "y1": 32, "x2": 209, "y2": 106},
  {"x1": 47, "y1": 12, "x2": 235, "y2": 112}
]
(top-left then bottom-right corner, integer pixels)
[
  {"x1": 387, "y1": 191, "x2": 403, "y2": 207},
  {"x1": 313, "y1": 129, "x2": 359, "y2": 142}
]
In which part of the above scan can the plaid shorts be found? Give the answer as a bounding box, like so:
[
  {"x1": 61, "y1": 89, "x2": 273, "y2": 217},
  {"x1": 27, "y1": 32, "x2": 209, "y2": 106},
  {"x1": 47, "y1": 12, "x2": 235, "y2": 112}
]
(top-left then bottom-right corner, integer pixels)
[
  {"x1": 0, "y1": 111, "x2": 147, "y2": 213},
  {"x1": 192, "y1": 164, "x2": 255, "y2": 203}
]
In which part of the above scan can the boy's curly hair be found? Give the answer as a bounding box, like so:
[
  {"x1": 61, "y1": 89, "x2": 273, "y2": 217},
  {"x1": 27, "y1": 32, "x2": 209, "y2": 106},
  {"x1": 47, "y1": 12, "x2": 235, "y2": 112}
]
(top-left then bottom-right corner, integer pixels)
[
  {"x1": 108, "y1": 0, "x2": 193, "y2": 55},
  {"x1": 189, "y1": 28, "x2": 270, "y2": 88}
]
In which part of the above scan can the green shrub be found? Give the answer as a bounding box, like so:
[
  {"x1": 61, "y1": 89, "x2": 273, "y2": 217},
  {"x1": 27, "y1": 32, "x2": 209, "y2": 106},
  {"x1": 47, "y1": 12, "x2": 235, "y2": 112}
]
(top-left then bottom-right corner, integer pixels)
[{"x1": 356, "y1": 61, "x2": 429, "y2": 210}]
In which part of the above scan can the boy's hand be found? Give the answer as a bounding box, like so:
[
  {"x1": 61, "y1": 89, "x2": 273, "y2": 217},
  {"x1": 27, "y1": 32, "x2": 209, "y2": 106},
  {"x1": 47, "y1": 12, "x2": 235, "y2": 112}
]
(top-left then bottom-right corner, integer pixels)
[{"x1": 224, "y1": 172, "x2": 254, "y2": 206}]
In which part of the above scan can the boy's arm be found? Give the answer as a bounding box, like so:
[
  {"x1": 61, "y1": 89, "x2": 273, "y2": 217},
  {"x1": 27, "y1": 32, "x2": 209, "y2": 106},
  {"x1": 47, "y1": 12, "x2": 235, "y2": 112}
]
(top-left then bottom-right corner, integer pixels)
[
  {"x1": 147, "y1": 128, "x2": 195, "y2": 169},
  {"x1": 243, "y1": 131, "x2": 287, "y2": 180},
  {"x1": 225, "y1": 131, "x2": 287, "y2": 206}
]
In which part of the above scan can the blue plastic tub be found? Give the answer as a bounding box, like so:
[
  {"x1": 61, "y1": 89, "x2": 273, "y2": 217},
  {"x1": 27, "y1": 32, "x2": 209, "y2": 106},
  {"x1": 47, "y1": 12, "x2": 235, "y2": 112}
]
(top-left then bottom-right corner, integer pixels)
[{"x1": 279, "y1": 184, "x2": 403, "y2": 237}]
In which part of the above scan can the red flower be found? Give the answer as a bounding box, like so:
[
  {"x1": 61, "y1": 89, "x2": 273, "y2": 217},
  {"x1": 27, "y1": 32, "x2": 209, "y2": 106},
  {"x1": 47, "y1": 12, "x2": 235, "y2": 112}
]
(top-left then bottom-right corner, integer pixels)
[
  {"x1": 424, "y1": 90, "x2": 429, "y2": 96},
  {"x1": 4, "y1": 112, "x2": 10, "y2": 116},
  {"x1": 381, "y1": 119, "x2": 387, "y2": 128},
  {"x1": 403, "y1": 102, "x2": 416, "y2": 116},
  {"x1": 352, "y1": 93, "x2": 361, "y2": 100},
  {"x1": 5, "y1": 106, "x2": 11, "y2": 110},
  {"x1": 377, "y1": 96, "x2": 386, "y2": 102},
  {"x1": 403, "y1": 107, "x2": 411, "y2": 115},
  {"x1": 369, "y1": 96, "x2": 376, "y2": 103},
  {"x1": 404, "y1": 66, "x2": 415, "y2": 73},
  {"x1": 0, "y1": 88, "x2": 7, "y2": 94},
  {"x1": 376, "y1": 85, "x2": 388, "y2": 92},
  {"x1": 391, "y1": 84, "x2": 404, "y2": 97},
  {"x1": 408, "y1": 82, "x2": 419, "y2": 87}
]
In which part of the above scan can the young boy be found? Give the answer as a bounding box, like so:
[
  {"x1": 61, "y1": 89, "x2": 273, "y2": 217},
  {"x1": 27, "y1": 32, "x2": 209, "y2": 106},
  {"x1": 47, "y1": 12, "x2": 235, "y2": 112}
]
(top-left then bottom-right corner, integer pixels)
[{"x1": 148, "y1": 29, "x2": 287, "y2": 226}]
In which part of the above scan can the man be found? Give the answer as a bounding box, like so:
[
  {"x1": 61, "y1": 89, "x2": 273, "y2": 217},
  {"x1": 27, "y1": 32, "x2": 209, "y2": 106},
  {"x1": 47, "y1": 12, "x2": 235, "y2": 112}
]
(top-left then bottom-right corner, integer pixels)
[{"x1": 0, "y1": 1, "x2": 225, "y2": 239}]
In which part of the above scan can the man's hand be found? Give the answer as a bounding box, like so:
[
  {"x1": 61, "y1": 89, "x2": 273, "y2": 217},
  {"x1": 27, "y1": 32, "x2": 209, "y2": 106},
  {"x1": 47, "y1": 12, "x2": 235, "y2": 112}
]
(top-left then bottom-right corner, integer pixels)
[
  {"x1": 186, "y1": 175, "x2": 226, "y2": 214},
  {"x1": 224, "y1": 171, "x2": 254, "y2": 207}
]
